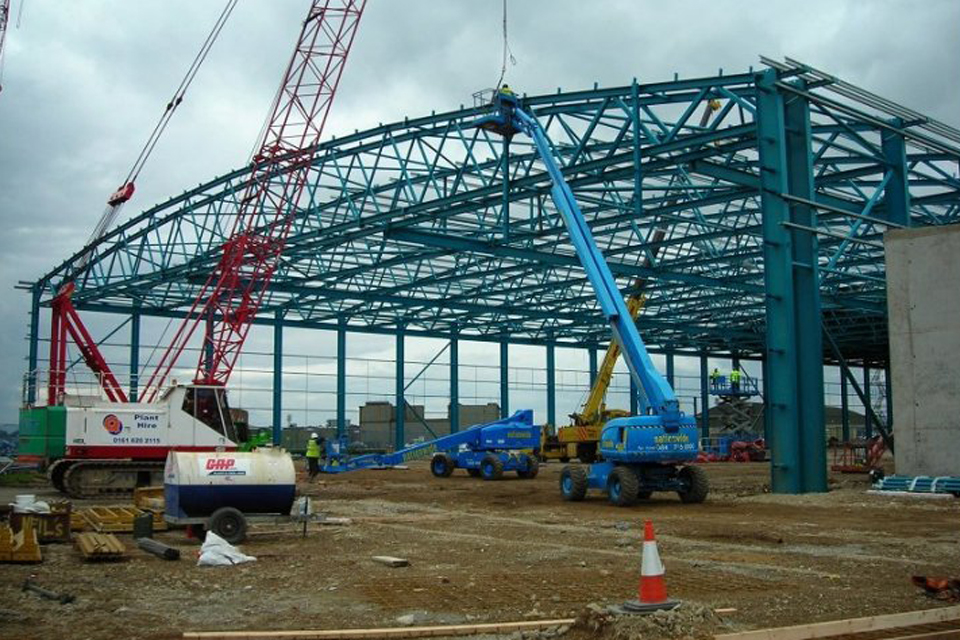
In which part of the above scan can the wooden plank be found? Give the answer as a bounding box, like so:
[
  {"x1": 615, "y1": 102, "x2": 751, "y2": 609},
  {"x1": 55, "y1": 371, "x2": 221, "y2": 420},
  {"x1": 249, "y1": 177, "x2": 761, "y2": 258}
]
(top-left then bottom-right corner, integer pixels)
[
  {"x1": 890, "y1": 630, "x2": 960, "y2": 640},
  {"x1": 184, "y1": 618, "x2": 577, "y2": 640},
  {"x1": 371, "y1": 556, "x2": 409, "y2": 568},
  {"x1": 714, "y1": 606, "x2": 960, "y2": 640}
]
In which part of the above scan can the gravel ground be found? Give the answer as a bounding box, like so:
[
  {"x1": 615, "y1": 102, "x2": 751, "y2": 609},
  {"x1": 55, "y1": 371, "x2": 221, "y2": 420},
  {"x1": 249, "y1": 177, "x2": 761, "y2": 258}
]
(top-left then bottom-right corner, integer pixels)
[{"x1": 0, "y1": 460, "x2": 957, "y2": 640}]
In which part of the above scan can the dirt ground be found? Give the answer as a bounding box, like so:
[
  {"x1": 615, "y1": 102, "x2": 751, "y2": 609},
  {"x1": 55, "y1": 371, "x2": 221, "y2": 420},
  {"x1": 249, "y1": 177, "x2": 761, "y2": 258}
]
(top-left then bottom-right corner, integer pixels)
[{"x1": 0, "y1": 461, "x2": 957, "y2": 640}]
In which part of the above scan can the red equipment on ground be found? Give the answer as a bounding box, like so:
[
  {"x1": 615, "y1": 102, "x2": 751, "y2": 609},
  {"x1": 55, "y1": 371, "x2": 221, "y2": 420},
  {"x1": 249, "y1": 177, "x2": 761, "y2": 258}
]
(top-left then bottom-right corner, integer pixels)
[{"x1": 830, "y1": 435, "x2": 885, "y2": 473}]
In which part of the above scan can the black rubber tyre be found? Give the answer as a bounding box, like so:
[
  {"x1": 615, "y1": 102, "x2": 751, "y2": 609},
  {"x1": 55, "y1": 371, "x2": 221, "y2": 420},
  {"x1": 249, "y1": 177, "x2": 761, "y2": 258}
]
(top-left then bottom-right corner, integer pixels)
[
  {"x1": 480, "y1": 455, "x2": 504, "y2": 481},
  {"x1": 430, "y1": 453, "x2": 456, "y2": 478},
  {"x1": 677, "y1": 465, "x2": 709, "y2": 504},
  {"x1": 516, "y1": 455, "x2": 539, "y2": 479},
  {"x1": 467, "y1": 468, "x2": 482, "y2": 478},
  {"x1": 207, "y1": 507, "x2": 248, "y2": 544},
  {"x1": 607, "y1": 466, "x2": 640, "y2": 507},
  {"x1": 559, "y1": 465, "x2": 588, "y2": 501}
]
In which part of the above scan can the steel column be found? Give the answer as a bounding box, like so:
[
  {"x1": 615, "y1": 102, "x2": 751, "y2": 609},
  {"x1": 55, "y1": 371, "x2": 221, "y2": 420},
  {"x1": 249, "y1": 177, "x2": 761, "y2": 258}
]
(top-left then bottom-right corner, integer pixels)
[
  {"x1": 26, "y1": 286, "x2": 40, "y2": 405},
  {"x1": 700, "y1": 354, "x2": 710, "y2": 438},
  {"x1": 272, "y1": 310, "x2": 283, "y2": 445},
  {"x1": 450, "y1": 331, "x2": 459, "y2": 433},
  {"x1": 337, "y1": 318, "x2": 346, "y2": 438},
  {"x1": 882, "y1": 123, "x2": 911, "y2": 227},
  {"x1": 757, "y1": 70, "x2": 826, "y2": 493},
  {"x1": 396, "y1": 327, "x2": 405, "y2": 449},
  {"x1": 588, "y1": 345, "x2": 598, "y2": 387},
  {"x1": 884, "y1": 365, "x2": 892, "y2": 433},
  {"x1": 762, "y1": 357, "x2": 770, "y2": 442},
  {"x1": 840, "y1": 369, "x2": 850, "y2": 442},
  {"x1": 863, "y1": 365, "x2": 872, "y2": 438},
  {"x1": 499, "y1": 336, "x2": 509, "y2": 418},
  {"x1": 665, "y1": 351, "x2": 675, "y2": 389},
  {"x1": 129, "y1": 305, "x2": 141, "y2": 402},
  {"x1": 629, "y1": 376, "x2": 638, "y2": 415},
  {"x1": 546, "y1": 337, "x2": 556, "y2": 428}
]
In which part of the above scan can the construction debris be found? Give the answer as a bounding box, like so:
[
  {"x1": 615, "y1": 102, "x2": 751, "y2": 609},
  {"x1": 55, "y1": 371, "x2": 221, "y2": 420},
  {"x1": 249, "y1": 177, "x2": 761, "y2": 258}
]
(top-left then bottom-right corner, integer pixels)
[
  {"x1": 75, "y1": 532, "x2": 126, "y2": 561},
  {"x1": 373, "y1": 556, "x2": 409, "y2": 568},
  {"x1": 576, "y1": 603, "x2": 723, "y2": 640},
  {"x1": 913, "y1": 576, "x2": 960, "y2": 602},
  {"x1": 10, "y1": 500, "x2": 71, "y2": 543},
  {"x1": 133, "y1": 485, "x2": 165, "y2": 512},
  {"x1": 72, "y1": 505, "x2": 167, "y2": 533},
  {"x1": 22, "y1": 579, "x2": 75, "y2": 604},
  {"x1": 137, "y1": 537, "x2": 181, "y2": 561},
  {"x1": 0, "y1": 524, "x2": 42, "y2": 563}
]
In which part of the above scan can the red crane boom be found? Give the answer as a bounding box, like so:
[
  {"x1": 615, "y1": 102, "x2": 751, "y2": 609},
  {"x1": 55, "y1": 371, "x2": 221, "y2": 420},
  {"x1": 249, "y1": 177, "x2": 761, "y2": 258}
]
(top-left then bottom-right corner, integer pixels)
[{"x1": 136, "y1": 0, "x2": 366, "y2": 402}]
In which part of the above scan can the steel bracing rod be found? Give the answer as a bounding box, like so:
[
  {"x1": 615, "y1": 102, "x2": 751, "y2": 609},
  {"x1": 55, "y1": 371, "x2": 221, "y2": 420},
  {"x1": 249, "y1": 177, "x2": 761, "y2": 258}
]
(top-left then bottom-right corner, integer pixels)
[
  {"x1": 141, "y1": 0, "x2": 366, "y2": 401},
  {"x1": 822, "y1": 327, "x2": 893, "y2": 452}
]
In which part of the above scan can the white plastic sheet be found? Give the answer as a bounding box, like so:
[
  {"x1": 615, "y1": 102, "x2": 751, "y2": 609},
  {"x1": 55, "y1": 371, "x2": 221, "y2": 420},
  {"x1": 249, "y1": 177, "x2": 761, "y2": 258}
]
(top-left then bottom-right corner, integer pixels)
[{"x1": 196, "y1": 531, "x2": 257, "y2": 566}]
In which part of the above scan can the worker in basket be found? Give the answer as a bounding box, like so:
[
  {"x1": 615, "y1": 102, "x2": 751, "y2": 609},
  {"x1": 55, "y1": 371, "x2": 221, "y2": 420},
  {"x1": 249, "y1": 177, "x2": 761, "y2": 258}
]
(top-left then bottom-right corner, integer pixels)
[
  {"x1": 729, "y1": 367, "x2": 742, "y2": 393},
  {"x1": 500, "y1": 83, "x2": 515, "y2": 97},
  {"x1": 306, "y1": 433, "x2": 321, "y2": 481},
  {"x1": 710, "y1": 367, "x2": 721, "y2": 391}
]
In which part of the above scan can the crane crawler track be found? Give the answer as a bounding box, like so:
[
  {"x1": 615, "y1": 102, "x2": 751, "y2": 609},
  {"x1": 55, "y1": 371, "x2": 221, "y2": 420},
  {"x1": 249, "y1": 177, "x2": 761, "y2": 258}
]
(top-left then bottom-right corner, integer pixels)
[{"x1": 62, "y1": 460, "x2": 165, "y2": 499}]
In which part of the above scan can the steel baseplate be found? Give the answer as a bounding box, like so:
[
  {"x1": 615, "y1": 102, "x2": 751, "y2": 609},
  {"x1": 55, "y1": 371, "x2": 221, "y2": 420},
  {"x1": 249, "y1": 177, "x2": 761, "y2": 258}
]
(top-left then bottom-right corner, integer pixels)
[{"x1": 617, "y1": 599, "x2": 681, "y2": 615}]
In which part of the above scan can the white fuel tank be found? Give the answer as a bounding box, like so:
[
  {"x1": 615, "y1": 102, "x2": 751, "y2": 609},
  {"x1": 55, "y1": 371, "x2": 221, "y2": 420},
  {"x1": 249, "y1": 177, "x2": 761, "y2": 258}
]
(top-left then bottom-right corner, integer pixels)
[{"x1": 164, "y1": 449, "x2": 296, "y2": 518}]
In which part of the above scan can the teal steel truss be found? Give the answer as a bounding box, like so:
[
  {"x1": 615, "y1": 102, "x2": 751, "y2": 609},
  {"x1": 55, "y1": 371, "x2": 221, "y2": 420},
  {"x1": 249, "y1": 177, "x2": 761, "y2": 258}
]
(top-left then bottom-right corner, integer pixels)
[{"x1": 22, "y1": 59, "x2": 960, "y2": 490}]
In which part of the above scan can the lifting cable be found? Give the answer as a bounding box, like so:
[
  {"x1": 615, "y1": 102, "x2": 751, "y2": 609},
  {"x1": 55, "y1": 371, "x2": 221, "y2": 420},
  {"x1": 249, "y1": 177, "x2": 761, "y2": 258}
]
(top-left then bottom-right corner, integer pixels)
[
  {"x1": 494, "y1": 0, "x2": 516, "y2": 90},
  {"x1": 123, "y1": 0, "x2": 238, "y2": 188},
  {"x1": 79, "y1": 0, "x2": 237, "y2": 269}
]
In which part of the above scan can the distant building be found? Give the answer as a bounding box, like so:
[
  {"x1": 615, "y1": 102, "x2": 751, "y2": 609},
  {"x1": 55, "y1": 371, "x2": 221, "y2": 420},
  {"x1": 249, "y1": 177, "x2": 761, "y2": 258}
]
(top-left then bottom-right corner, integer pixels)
[{"x1": 359, "y1": 402, "x2": 500, "y2": 450}]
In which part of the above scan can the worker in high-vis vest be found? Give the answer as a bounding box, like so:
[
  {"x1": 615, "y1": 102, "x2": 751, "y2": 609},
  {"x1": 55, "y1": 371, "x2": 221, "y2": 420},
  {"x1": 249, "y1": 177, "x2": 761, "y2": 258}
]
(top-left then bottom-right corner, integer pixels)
[
  {"x1": 306, "y1": 433, "x2": 321, "y2": 481},
  {"x1": 729, "y1": 367, "x2": 742, "y2": 393}
]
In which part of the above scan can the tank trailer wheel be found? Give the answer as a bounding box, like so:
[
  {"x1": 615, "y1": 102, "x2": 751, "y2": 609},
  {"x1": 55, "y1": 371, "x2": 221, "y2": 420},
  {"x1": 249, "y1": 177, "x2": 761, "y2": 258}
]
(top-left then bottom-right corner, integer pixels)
[
  {"x1": 516, "y1": 455, "x2": 539, "y2": 479},
  {"x1": 207, "y1": 507, "x2": 248, "y2": 544},
  {"x1": 467, "y1": 468, "x2": 482, "y2": 478},
  {"x1": 559, "y1": 465, "x2": 588, "y2": 501},
  {"x1": 430, "y1": 453, "x2": 456, "y2": 478},
  {"x1": 480, "y1": 455, "x2": 504, "y2": 481},
  {"x1": 677, "y1": 465, "x2": 709, "y2": 504},
  {"x1": 607, "y1": 466, "x2": 640, "y2": 507}
]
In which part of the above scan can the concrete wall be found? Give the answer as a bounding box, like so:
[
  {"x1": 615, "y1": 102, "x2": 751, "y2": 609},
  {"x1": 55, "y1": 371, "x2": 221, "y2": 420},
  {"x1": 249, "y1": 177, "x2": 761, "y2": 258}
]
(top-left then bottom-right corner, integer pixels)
[{"x1": 885, "y1": 224, "x2": 960, "y2": 476}]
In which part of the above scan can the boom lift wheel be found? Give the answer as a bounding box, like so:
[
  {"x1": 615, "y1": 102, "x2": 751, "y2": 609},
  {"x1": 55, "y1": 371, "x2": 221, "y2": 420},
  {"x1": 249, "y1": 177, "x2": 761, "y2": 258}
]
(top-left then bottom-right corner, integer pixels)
[
  {"x1": 480, "y1": 455, "x2": 504, "y2": 481},
  {"x1": 430, "y1": 453, "x2": 456, "y2": 478},
  {"x1": 559, "y1": 465, "x2": 588, "y2": 501},
  {"x1": 607, "y1": 466, "x2": 640, "y2": 507},
  {"x1": 516, "y1": 454, "x2": 539, "y2": 479},
  {"x1": 207, "y1": 507, "x2": 248, "y2": 544},
  {"x1": 677, "y1": 465, "x2": 709, "y2": 504}
]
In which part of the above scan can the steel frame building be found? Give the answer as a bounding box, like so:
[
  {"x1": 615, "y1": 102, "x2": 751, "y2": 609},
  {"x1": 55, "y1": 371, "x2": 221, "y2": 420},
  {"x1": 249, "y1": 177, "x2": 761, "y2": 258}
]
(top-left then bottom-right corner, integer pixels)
[{"x1": 21, "y1": 59, "x2": 960, "y2": 492}]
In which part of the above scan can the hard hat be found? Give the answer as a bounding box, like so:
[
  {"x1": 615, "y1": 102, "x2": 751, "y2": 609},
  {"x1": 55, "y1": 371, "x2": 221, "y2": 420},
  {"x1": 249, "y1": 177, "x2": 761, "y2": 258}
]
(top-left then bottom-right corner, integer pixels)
[{"x1": 310, "y1": 433, "x2": 318, "y2": 439}]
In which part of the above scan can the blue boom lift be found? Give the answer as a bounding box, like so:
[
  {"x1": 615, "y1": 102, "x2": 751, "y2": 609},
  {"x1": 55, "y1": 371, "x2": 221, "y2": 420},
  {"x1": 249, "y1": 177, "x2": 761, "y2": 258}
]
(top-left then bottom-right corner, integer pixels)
[
  {"x1": 321, "y1": 410, "x2": 540, "y2": 480},
  {"x1": 476, "y1": 91, "x2": 707, "y2": 505}
]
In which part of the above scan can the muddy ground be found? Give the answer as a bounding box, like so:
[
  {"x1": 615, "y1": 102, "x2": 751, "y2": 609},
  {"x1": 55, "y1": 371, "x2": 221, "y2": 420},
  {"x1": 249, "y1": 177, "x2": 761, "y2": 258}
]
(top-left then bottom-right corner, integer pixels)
[{"x1": 0, "y1": 461, "x2": 957, "y2": 640}]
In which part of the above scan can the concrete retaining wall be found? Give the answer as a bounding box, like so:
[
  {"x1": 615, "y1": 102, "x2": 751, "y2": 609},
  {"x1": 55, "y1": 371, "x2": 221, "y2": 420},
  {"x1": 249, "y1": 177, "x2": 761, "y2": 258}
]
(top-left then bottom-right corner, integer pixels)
[{"x1": 885, "y1": 224, "x2": 960, "y2": 476}]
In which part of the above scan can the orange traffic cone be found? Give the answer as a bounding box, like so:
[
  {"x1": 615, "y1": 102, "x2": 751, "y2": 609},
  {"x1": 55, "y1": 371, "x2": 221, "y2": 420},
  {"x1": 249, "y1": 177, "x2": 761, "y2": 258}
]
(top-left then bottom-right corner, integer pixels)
[{"x1": 623, "y1": 520, "x2": 679, "y2": 613}]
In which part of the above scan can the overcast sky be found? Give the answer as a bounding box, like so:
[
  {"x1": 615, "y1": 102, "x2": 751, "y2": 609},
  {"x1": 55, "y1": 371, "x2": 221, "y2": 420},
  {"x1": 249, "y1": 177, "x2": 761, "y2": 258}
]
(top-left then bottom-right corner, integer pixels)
[{"x1": 0, "y1": 1, "x2": 956, "y2": 428}]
